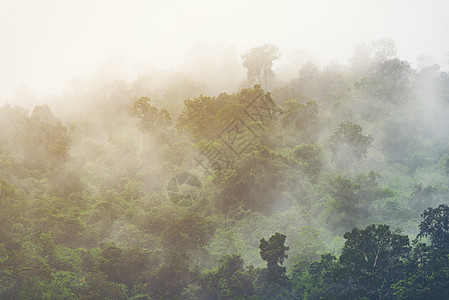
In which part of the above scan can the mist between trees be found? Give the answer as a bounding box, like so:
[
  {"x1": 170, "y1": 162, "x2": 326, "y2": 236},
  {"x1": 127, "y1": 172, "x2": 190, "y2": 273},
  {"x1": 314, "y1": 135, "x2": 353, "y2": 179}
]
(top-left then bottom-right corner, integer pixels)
[{"x1": 1, "y1": 39, "x2": 449, "y2": 299}]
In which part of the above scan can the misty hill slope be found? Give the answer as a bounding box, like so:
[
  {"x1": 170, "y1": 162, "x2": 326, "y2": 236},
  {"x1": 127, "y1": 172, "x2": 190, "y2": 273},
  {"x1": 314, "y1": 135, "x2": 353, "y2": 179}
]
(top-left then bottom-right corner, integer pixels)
[{"x1": 1, "y1": 42, "x2": 449, "y2": 299}]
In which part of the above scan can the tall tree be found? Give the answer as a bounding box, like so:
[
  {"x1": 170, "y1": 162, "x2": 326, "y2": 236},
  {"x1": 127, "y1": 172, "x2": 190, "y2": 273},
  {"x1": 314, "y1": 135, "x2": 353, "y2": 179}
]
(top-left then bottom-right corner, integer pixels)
[
  {"x1": 257, "y1": 233, "x2": 291, "y2": 299},
  {"x1": 417, "y1": 204, "x2": 449, "y2": 250},
  {"x1": 338, "y1": 224, "x2": 410, "y2": 299},
  {"x1": 259, "y1": 232, "x2": 289, "y2": 280},
  {"x1": 242, "y1": 44, "x2": 280, "y2": 89}
]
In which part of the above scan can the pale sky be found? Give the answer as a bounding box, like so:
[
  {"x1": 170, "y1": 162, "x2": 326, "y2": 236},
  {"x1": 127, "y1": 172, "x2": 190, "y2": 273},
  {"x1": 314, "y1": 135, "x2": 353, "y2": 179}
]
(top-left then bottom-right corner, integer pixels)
[{"x1": 1, "y1": 0, "x2": 448, "y2": 104}]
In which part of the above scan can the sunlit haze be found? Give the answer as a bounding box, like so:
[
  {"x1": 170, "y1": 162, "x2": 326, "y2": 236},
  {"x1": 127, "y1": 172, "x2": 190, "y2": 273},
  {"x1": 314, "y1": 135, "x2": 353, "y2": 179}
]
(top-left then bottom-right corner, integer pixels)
[
  {"x1": 3, "y1": 1, "x2": 449, "y2": 298},
  {"x1": 1, "y1": 0, "x2": 449, "y2": 104}
]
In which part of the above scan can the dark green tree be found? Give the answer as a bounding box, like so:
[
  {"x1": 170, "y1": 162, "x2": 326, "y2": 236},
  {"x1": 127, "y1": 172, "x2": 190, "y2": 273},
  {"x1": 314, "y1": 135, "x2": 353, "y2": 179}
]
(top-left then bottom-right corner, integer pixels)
[
  {"x1": 259, "y1": 233, "x2": 289, "y2": 275},
  {"x1": 162, "y1": 212, "x2": 214, "y2": 256},
  {"x1": 291, "y1": 253, "x2": 344, "y2": 300},
  {"x1": 417, "y1": 204, "x2": 449, "y2": 250},
  {"x1": 148, "y1": 252, "x2": 199, "y2": 299},
  {"x1": 393, "y1": 205, "x2": 449, "y2": 299},
  {"x1": 199, "y1": 254, "x2": 254, "y2": 299},
  {"x1": 393, "y1": 243, "x2": 449, "y2": 299},
  {"x1": 338, "y1": 224, "x2": 410, "y2": 299},
  {"x1": 256, "y1": 233, "x2": 291, "y2": 299}
]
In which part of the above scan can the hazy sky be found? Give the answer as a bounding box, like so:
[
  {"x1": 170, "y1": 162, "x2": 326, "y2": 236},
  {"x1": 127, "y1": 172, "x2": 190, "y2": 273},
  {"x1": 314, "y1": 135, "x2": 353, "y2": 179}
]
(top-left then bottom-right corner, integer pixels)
[{"x1": 1, "y1": 0, "x2": 448, "y2": 104}]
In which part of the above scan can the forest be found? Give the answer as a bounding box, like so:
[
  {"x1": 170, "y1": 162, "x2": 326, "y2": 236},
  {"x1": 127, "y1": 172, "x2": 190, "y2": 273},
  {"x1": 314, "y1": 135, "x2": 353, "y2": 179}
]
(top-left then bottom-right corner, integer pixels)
[{"x1": 1, "y1": 39, "x2": 449, "y2": 299}]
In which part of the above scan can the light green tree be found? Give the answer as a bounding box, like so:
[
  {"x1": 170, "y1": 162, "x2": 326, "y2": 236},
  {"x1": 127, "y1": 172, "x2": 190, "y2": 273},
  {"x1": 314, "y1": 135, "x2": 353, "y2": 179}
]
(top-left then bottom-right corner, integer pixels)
[{"x1": 242, "y1": 44, "x2": 280, "y2": 90}]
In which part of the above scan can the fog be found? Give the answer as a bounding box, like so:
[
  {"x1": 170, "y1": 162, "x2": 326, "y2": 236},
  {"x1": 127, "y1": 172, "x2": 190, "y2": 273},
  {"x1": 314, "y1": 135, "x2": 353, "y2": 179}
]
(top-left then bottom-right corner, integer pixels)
[
  {"x1": 2, "y1": 1, "x2": 449, "y2": 299},
  {"x1": 1, "y1": 0, "x2": 449, "y2": 105}
]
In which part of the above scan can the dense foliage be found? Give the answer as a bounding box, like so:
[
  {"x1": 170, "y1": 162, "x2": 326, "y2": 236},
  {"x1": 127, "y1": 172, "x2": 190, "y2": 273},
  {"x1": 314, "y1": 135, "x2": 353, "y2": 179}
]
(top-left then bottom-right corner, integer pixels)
[{"x1": 1, "y1": 39, "x2": 449, "y2": 299}]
